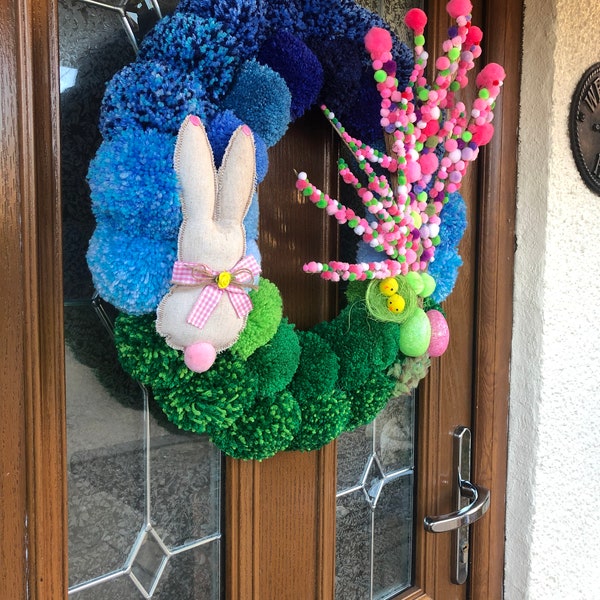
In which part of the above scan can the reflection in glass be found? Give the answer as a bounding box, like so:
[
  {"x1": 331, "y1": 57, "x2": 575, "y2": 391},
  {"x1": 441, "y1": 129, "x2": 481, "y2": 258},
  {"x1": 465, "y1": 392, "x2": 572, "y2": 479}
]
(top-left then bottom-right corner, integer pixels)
[{"x1": 60, "y1": 1, "x2": 222, "y2": 598}]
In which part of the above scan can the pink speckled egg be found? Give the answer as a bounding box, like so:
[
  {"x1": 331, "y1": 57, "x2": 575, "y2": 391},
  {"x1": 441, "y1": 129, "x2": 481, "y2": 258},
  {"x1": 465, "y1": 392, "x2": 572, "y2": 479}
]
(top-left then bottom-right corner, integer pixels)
[{"x1": 426, "y1": 310, "x2": 450, "y2": 357}]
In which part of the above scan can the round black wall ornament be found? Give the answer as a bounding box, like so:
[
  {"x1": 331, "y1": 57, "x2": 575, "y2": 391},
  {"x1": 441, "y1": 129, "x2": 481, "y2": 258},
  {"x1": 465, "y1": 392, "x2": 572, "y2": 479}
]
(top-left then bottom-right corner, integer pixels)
[{"x1": 569, "y1": 62, "x2": 600, "y2": 196}]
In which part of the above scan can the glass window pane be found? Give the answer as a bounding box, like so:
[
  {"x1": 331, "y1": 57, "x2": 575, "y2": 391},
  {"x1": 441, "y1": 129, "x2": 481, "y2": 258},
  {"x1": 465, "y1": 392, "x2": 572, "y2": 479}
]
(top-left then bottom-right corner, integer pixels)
[{"x1": 60, "y1": 2, "x2": 223, "y2": 598}]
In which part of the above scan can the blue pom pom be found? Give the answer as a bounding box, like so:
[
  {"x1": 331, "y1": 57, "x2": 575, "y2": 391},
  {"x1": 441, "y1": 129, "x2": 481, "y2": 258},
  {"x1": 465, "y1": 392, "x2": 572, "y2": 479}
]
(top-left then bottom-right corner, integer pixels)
[
  {"x1": 428, "y1": 192, "x2": 468, "y2": 302},
  {"x1": 139, "y1": 13, "x2": 240, "y2": 104},
  {"x1": 176, "y1": 0, "x2": 266, "y2": 60},
  {"x1": 262, "y1": 0, "x2": 305, "y2": 36},
  {"x1": 88, "y1": 128, "x2": 181, "y2": 240},
  {"x1": 100, "y1": 60, "x2": 216, "y2": 138},
  {"x1": 87, "y1": 224, "x2": 176, "y2": 314},
  {"x1": 244, "y1": 191, "x2": 260, "y2": 242},
  {"x1": 437, "y1": 191, "x2": 467, "y2": 248},
  {"x1": 309, "y1": 37, "x2": 363, "y2": 109},
  {"x1": 428, "y1": 250, "x2": 464, "y2": 303},
  {"x1": 223, "y1": 60, "x2": 291, "y2": 147},
  {"x1": 258, "y1": 31, "x2": 323, "y2": 120},
  {"x1": 208, "y1": 110, "x2": 269, "y2": 182}
]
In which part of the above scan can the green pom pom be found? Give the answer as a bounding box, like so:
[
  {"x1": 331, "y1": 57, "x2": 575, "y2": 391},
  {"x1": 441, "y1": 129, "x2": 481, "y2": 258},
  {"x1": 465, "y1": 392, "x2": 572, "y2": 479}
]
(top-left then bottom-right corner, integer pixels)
[
  {"x1": 246, "y1": 318, "x2": 301, "y2": 396},
  {"x1": 231, "y1": 277, "x2": 283, "y2": 360},
  {"x1": 345, "y1": 370, "x2": 397, "y2": 430},
  {"x1": 114, "y1": 313, "x2": 194, "y2": 387},
  {"x1": 211, "y1": 392, "x2": 301, "y2": 460},
  {"x1": 288, "y1": 390, "x2": 350, "y2": 452},
  {"x1": 345, "y1": 280, "x2": 369, "y2": 304},
  {"x1": 374, "y1": 69, "x2": 387, "y2": 83},
  {"x1": 289, "y1": 331, "x2": 339, "y2": 398},
  {"x1": 414, "y1": 34, "x2": 425, "y2": 46},
  {"x1": 152, "y1": 351, "x2": 259, "y2": 434},
  {"x1": 317, "y1": 304, "x2": 401, "y2": 391}
]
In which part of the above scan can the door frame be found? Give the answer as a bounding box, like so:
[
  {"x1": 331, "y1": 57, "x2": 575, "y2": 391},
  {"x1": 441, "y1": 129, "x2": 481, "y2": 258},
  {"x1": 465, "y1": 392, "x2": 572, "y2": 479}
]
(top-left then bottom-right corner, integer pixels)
[{"x1": 0, "y1": 0, "x2": 521, "y2": 597}]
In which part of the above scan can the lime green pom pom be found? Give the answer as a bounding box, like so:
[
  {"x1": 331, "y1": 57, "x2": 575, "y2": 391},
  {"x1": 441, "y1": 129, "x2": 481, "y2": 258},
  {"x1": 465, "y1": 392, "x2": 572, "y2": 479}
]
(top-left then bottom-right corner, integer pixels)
[
  {"x1": 231, "y1": 277, "x2": 283, "y2": 360},
  {"x1": 414, "y1": 34, "x2": 425, "y2": 46},
  {"x1": 152, "y1": 351, "x2": 258, "y2": 434},
  {"x1": 345, "y1": 370, "x2": 397, "y2": 430},
  {"x1": 374, "y1": 69, "x2": 387, "y2": 83}
]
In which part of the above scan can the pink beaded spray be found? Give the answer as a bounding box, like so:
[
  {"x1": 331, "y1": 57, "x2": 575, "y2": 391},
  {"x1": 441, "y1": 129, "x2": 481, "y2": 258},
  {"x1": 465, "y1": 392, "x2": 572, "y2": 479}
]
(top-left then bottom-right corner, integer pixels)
[{"x1": 296, "y1": 0, "x2": 505, "y2": 283}]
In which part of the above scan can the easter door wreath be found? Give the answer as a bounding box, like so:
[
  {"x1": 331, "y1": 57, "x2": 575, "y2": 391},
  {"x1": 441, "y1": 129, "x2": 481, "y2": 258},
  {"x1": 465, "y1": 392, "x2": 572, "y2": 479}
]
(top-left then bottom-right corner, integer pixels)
[{"x1": 87, "y1": 0, "x2": 504, "y2": 460}]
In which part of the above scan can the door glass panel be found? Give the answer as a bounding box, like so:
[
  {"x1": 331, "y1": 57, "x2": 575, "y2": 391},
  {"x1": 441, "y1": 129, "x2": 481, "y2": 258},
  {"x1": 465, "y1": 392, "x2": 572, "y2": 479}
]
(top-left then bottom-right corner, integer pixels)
[
  {"x1": 59, "y1": 1, "x2": 222, "y2": 598},
  {"x1": 336, "y1": 394, "x2": 416, "y2": 600}
]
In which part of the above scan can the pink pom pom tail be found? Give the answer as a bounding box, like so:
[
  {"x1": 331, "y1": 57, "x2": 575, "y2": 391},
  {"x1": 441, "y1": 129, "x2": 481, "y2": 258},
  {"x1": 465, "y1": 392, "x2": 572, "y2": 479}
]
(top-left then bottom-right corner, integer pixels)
[{"x1": 364, "y1": 27, "x2": 393, "y2": 58}]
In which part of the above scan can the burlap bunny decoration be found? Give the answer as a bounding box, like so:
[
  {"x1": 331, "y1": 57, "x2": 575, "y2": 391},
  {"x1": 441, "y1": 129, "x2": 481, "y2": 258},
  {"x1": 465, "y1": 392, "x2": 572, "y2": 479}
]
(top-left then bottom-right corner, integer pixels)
[{"x1": 156, "y1": 115, "x2": 260, "y2": 372}]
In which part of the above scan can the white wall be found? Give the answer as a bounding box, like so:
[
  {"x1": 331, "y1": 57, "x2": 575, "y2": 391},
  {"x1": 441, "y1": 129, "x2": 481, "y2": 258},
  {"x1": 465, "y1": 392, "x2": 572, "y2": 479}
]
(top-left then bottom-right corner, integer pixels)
[{"x1": 506, "y1": 0, "x2": 600, "y2": 597}]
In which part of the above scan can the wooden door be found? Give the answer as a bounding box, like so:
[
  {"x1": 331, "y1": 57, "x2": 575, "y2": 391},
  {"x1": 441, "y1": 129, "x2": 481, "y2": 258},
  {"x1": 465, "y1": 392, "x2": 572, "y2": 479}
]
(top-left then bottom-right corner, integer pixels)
[{"x1": 0, "y1": 0, "x2": 521, "y2": 599}]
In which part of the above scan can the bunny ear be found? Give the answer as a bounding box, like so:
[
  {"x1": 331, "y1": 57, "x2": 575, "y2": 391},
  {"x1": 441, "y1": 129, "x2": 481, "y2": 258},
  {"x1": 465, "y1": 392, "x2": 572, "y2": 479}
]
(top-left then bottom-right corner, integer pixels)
[
  {"x1": 216, "y1": 124, "x2": 256, "y2": 228},
  {"x1": 174, "y1": 115, "x2": 217, "y2": 242}
]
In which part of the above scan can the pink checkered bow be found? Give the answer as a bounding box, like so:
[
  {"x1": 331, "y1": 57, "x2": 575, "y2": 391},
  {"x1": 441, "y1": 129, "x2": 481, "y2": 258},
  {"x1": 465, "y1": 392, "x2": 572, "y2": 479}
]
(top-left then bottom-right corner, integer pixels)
[{"x1": 171, "y1": 255, "x2": 261, "y2": 330}]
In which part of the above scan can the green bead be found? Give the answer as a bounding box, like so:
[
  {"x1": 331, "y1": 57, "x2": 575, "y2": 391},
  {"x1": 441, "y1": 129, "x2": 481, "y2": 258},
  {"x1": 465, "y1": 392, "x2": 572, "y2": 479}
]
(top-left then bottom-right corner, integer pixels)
[
  {"x1": 450, "y1": 81, "x2": 460, "y2": 92},
  {"x1": 479, "y1": 88, "x2": 490, "y2": 99},
  {"x1": 302, "y1": 187, "x2": 312, "y2": 196},
  {"x1": 348, "y1": 218, "x2": 359, "y2": 228},
  {"x1": 316, "y1": 198, "x2": 327, "y2": 208},
  {"x1": 418, "y1": 88, "x2": 429, "y2": 102},
  {"x1": 431, "y1": 235, "x2": 441, "y2": 246},
  {"x1": 425, "y1": 136, "x2": 439, "y2": 148},
  {"x1": 418, "y1": 191, "x2": 428, "y2": 203},
  {"x1": 461, "y1": 131, "x2": 473, "y2": 142},
  {"x1": 414, "y1": 34, "x2": 425, "y2": 46}
]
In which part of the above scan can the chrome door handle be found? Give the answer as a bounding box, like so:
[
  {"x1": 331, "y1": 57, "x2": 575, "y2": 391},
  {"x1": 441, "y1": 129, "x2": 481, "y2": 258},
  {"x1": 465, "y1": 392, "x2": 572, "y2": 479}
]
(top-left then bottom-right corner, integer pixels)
[
  {"x1": 423, "y1": 478, "x2": 490, "y2": 533},
  {"x1": 423, "y1": 426, "x2": 490, "y2": 584}
]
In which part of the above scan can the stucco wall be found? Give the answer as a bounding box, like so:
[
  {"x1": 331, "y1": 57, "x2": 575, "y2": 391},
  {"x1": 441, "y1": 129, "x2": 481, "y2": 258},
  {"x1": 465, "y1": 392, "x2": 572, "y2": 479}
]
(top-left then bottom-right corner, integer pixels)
[{"x1": 506, "y1": 0, "x2": 600, "y2": 597}]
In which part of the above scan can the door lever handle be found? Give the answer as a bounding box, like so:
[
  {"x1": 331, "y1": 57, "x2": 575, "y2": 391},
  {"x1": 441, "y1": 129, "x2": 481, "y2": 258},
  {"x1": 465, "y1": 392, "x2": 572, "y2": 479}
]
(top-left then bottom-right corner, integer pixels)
[
  {"x1": 422, "y1": 426, "x2": 490, "y2": 584},
  {"x1": 423, "y1": 478, "x2": 490, "y2": 533}
]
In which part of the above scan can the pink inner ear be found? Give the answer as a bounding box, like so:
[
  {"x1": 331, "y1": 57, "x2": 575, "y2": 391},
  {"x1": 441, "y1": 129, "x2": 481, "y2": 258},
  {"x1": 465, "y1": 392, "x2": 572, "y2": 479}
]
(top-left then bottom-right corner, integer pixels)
[
  {"x1": 241, "y1": 124, "x2": 251, "y2": 136},
  {"x1": 189, "y1": 115, "x2": 201, "y2": 127}
]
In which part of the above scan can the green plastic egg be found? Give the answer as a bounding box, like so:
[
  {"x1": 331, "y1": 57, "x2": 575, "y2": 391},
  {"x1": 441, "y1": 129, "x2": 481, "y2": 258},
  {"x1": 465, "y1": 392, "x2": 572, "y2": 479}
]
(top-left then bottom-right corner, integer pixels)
[{"x1": 398, "y1": 308, "x2": 432, "y2": 357}]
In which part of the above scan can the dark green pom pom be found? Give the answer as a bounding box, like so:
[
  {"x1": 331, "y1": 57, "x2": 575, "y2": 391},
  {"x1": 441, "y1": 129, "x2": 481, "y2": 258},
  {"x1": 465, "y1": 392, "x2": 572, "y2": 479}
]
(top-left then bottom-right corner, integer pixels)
[{"x1": 211, "y1": 391, "x2": 301, "y2": 460}]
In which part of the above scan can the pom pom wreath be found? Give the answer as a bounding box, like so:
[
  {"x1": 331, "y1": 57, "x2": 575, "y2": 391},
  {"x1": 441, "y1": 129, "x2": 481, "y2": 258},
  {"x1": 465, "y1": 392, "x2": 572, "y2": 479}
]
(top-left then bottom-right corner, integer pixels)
[
  {"x1": 258, "y1": 31, "x2": 324, "y2": 120},
  {"x1": 138, "y1": 13, "x2": 240, "y2": 103},
  {"x1": 84, "y1": 0, "x2": 491, "y2": 460},
  {"x1": 404, "y1": 8, "x2": 427, "y2": 32},
  {"x1": 446, "y1": 0, "x2": 473, "y2": 19},
  {"x1": 246, "y1": 318, "x2": 301, "y2": 396},
  {"x1": 176, "y1": 0, "x2": 266, "y2": 60},
  {"x1": 364, "y1": 27, "x2": 392, "y2": 58},
  {"x1": 209, "y1": 392, "x2": 301, "y2": 460},
  {"x1": 223, "y1": 60, "x2": 291, "y2": 147},
  {"x1": 99, "y1": 60, "x2": 215, "y2": 138},
  {"x1": 88, "y1": 128, "x2": 180, "y2": 240},
  {"x1": 231, "y1": 277, "x2": 283, "y2": 360},
  {"x1": 87, "y1": 225, "x2": 175, "y2": 314}
]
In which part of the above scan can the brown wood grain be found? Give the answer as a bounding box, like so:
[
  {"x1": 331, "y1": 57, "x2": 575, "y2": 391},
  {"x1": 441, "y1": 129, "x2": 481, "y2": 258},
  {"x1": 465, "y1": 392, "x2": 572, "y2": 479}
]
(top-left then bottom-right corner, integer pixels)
[
  {"x1": 470, "y1": 0, "x2": 522, "y2": 598},
  {"x1": 0, "y1": 0, "x2": 66, "y2": 598}
]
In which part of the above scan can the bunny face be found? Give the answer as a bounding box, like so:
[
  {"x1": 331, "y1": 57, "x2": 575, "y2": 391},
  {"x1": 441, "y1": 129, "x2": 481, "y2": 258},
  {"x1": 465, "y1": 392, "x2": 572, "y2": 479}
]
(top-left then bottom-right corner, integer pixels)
[{"x1": 156, "y1": 115, "x2": 259, "y2": 372}]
